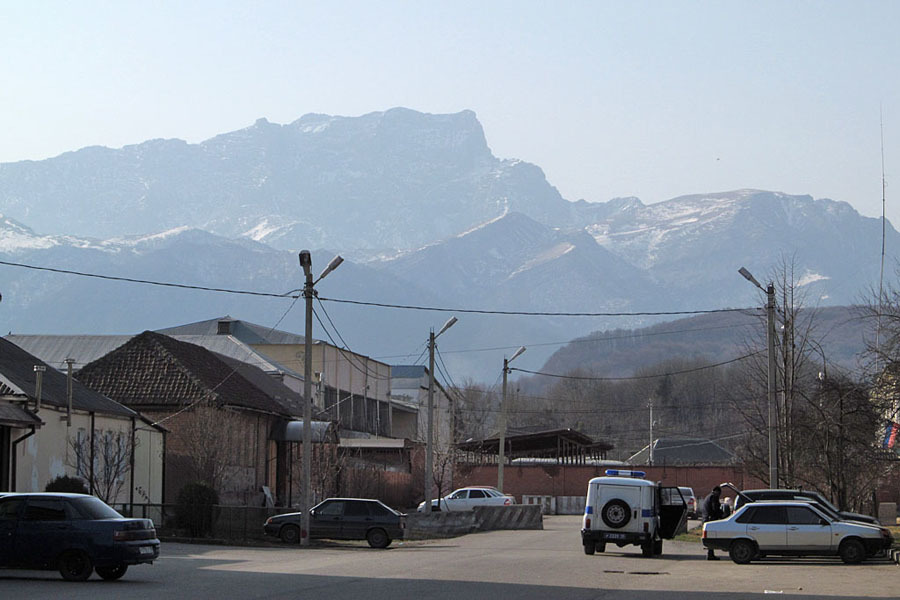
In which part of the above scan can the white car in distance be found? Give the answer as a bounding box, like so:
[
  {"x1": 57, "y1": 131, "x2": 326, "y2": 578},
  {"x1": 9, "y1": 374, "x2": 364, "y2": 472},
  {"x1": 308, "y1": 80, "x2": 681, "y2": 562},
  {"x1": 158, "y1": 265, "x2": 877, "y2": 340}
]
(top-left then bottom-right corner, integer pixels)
[{"x1": 417, "y1": 486, "x2": 514, "y2": 512}]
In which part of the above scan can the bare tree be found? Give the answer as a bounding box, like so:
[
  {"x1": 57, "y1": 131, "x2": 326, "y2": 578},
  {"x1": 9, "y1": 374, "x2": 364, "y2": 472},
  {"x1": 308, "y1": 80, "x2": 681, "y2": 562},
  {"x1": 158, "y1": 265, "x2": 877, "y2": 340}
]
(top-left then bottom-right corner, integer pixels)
[
  {"x1": 178, "y1": 402, "x2": 242, "y2": 494},
  {"x1": 69, "y1": 428, "x2": 135, "y2": 503}
]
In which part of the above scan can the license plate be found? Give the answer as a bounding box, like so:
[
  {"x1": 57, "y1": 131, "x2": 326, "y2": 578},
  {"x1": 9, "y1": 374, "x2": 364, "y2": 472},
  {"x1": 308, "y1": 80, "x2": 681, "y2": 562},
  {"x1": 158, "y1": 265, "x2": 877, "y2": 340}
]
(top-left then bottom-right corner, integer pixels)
[
  {"x1": 139, "y1": 546, "x2": 155, "y2": 555},
  {"x1": 604, "y1": 533, "x2": 625, "y2": 540}
]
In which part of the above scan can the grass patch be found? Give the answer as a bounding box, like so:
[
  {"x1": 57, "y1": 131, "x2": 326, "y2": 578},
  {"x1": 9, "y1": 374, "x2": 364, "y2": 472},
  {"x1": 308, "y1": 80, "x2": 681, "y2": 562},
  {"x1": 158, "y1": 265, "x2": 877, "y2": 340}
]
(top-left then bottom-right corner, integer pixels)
[{"x1": 674, "y1": 526, "x2": 703, "y2": 543}]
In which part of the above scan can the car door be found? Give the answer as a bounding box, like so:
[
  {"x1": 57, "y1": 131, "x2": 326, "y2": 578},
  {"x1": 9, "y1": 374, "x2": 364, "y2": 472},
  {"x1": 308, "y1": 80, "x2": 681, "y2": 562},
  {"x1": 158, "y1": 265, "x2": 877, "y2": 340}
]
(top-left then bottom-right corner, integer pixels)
[
  {"x1": 340, "y1": 500, "x2": 373, "y2": 539},
  {"x1": 658, "y1": 486, "x2": 688, "y2": 539},
  {"x1": 310, "y1": 500, "x2": 344, "y2": 540},
  {"x1": 786, "y1": 505, "x2": 833, "y2": 551},
  {"x1": 443, "y1": 490, "x2": 469, "y2": 511},
  {"x1": 467, "y1": 489, "x2": 488, "y2": 508},
  {"x1": 0, "y1": 497, "x2": 24, "y2": 566},
  {"x1": 746, "y1": 505, "x2": 787, "y2": 551},
  {"x1": 13, "y1": 497, "x2": 74, "y2": 567}
]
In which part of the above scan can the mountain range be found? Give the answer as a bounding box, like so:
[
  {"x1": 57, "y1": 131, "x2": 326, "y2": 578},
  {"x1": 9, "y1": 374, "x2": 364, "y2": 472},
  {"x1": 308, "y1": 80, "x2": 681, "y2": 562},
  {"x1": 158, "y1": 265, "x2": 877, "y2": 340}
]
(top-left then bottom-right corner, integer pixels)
[{"x1": 0, "y1": 108, "x2": 896, "y2": 382}]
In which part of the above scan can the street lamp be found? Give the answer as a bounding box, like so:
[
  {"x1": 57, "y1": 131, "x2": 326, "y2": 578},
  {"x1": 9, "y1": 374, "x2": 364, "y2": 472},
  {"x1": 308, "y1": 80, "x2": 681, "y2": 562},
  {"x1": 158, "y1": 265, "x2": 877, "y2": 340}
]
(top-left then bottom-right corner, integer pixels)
[
  {"x1": 739, "y1": 266, "x2": 778, "y2": 487},
  {"x1": 299, "y1": 250, "x2": 343, "y2": 545},
  {"x1": 424, "y1": 316, "x2": 458, "y2": 513},
  {"x1": 498, "y1": 346, "x2": 526, "y2": 492}
]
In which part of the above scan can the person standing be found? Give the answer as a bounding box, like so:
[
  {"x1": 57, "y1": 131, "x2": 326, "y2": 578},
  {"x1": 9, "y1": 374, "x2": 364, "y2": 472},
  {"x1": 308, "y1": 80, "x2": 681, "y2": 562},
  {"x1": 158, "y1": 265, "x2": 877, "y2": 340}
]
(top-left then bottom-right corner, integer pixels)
[{"x1": 702, "y1": 486, "x2": 724, "y2": 560}]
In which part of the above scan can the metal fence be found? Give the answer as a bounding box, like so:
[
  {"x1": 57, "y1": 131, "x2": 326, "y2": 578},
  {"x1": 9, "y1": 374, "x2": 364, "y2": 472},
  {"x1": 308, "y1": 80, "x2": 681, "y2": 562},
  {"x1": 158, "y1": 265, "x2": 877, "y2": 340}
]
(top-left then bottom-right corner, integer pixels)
[{"x1": 114, "y1": 503, "x2": 294, "y2": 544}]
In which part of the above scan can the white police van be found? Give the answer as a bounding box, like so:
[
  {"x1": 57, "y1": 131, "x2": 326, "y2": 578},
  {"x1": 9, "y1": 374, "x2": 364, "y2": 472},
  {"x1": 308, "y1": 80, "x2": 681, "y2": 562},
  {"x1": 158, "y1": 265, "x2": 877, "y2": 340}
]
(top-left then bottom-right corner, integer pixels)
[{"x1": 581, "y1": 470, "x2": 688, "y2": 557}]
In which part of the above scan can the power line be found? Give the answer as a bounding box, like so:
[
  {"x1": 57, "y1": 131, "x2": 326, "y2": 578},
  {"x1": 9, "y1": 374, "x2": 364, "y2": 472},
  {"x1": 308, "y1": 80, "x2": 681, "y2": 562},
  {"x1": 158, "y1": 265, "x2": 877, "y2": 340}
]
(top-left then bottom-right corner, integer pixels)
[
  {"x1": 1, "y1": 258, "x2": 757, "y2": 318},
  {"x1": 0, "y1": 259, "x2": 294, "y2": 298},
  {"x1": 311, "y1": 306, "x2": 391, "y2": 382},
  {"x1": 374, "y1": 320, "x2": 759, "y2": 360},
  {"x1": 510, "y1": 351, "x2": 762, "y2": 381},
  {"x1": 319, "y1": 295, "x2": 752, "y2": 318}
]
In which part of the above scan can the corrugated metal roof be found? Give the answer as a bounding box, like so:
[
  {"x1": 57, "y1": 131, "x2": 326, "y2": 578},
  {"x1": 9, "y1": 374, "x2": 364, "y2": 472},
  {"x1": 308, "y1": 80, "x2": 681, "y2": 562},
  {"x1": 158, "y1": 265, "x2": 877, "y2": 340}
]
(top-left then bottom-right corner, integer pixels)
[
  {"x1": 4, "y1": 335, "x2": 133, "y2": 371},
  {"x1": 156, "y1": 316, "x2": 306, "y2": 345},
  {"x1": 171, "y1": 335, "x2": 300, "y2": 377},
  {"x1": 0, "y1": 338, "x2": 136, "y2": 418},
  {"x1": 627, "y1": 437, "x2": 736, "y2": 465}
]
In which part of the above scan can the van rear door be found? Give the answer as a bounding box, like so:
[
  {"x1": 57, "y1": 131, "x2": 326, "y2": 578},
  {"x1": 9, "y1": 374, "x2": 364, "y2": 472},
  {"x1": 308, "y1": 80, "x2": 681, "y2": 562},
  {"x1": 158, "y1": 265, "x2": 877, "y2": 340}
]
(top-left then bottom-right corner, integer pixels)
[{"x1": 658, "y1": 487, "x2": 688, "y2": 539}]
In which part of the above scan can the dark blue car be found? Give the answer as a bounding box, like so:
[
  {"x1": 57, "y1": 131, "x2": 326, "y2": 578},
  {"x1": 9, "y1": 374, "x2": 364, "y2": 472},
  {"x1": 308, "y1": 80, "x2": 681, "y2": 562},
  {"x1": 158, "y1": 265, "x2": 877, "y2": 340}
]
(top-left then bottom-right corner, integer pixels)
[{"x1": 0, "y1": 492, "x2": 160, "y2": 581}]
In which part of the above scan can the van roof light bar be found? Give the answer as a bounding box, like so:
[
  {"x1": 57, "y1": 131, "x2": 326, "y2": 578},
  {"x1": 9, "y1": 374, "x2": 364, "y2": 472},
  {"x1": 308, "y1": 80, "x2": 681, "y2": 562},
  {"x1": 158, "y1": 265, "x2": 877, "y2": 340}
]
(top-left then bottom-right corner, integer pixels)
[{"x1": 605, "y1": 469, "x2": 645, "y2": 478}]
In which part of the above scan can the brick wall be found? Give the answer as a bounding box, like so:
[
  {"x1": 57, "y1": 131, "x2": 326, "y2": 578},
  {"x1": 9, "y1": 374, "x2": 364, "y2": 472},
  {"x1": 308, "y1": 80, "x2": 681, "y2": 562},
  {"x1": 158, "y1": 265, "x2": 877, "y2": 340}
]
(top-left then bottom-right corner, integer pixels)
[{"x1": 453, "y1": 463, "x2": 766, "y2": 505}]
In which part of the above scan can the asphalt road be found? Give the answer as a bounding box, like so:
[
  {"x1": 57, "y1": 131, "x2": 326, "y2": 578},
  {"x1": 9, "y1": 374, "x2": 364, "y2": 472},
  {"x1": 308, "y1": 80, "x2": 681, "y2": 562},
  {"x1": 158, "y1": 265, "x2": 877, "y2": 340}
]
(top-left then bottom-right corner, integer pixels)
[{"x1": 0, "y1": 515, "x2": 896, "y2": 599}]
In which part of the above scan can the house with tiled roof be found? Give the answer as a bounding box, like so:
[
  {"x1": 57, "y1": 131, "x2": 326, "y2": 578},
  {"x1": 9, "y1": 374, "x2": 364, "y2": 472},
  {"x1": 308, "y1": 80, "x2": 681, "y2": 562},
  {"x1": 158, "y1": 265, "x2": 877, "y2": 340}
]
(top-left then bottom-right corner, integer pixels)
[
  {"x1": 157, "y1": 317, "x2": 407, "y2": 438},
  {"x1": 75, "y1": 330, "x2": 333, "y2": 506},
  {"x1": 0, "y1": 337, "x2": 164, "y2": 503}
]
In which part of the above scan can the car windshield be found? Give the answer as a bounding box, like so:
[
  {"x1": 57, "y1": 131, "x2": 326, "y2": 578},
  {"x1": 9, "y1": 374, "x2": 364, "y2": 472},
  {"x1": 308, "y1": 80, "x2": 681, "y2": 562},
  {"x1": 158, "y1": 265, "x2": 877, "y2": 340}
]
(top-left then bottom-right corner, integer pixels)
[{"x1": 70, "y1": 497, "x2": 123, "y2": 520}]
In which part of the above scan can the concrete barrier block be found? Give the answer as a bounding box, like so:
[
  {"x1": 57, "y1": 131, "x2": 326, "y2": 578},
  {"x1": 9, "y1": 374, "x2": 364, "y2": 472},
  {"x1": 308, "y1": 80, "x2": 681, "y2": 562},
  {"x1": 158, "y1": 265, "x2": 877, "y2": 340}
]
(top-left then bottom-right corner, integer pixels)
[
  {"x1": 405, "y1": 511, "x2": 478, "y2": 539},
  {"x1": 474, "y1": 504, "x2": 543, "y2": 530}
]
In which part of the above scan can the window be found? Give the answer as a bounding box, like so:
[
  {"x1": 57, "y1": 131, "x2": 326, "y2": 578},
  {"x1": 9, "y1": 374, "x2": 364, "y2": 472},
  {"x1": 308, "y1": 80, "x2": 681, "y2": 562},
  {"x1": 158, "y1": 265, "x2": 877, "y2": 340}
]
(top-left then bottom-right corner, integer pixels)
[
  {"x1": 344, "y1": 502, "x2": 370, "y2": 517},
  {"x1": 368, "y1": 502, "x2": 392, "y2": 516},
  {"x1": 449, "y1": 490, "x2": 467, "y2": 500},
  {"x1": 0, "y1": 499, "x2": 23, "y2": 520},
  {"x1": 469, "y1": 490, "x2": 486, "y2": 499},
  {"x1": 316, "y1": 501, "x2": 344, "y2": 517},
  {"x1": 23, "y1": 499, "x2": 68, "y2": 521},
  {"x1": 747, "y1": 506, "x2": 786, "y2": 524},
  {"x1": 787, "y1": 506, "x2": 824, "y2": 525}
]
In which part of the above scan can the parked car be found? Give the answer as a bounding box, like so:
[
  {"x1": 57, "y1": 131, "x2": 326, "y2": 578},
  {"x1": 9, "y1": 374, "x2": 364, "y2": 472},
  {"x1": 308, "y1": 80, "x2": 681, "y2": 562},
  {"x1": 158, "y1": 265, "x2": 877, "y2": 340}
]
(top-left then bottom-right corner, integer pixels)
[
  {"x1": 702, "y1": 500, "x2": 892, "y2": 564},
  {"x1": 581, "y1": 469, "x2": 687, "y2": 557},
  {"x1": 0, "y1": 492, "x2": 160, "y2": 581},
  {"x1": 731, "y1": 487, "x2": 879, "y2": 526},
  {"x1": 417, "y1": 486, "x2": 515, "y2": 512},
  {"x1": 678, "y1": 486, "x2": 697, "y2": 518},
  {"x1": 264, "y1": 498, "x2": 406, "y2": 548}
]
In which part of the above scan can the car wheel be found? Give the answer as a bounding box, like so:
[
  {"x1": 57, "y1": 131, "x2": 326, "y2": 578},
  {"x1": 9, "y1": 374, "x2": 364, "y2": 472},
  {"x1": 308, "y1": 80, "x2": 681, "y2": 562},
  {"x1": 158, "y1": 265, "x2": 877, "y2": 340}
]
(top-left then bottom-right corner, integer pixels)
[
  {"x1": 583, "y1": 542, "x2": 596, "y2": 555},
  {"x1": 728, "y1": 539, "x2": 756, "y2": 564},
  {"x1": 641, "y1": 540, "x2": 654, "y2": 557},
  {"x1": 596, "y1": 542, "x2": 606, "y2": 553},
  {"x1": 366, "y1": 528, "x2": 391, "y2": 549},
  {"x1": 58, "y1": 550, "x2": 93, "y2": 581},
  {"x1": 839, "y1": 538, "x2": 866, "y2": 564},
  {"x1": 654, "y1": 539, "x2": 663, "y2": 555},
  {"x1": 96, "y1": 564, "x2": 128, "y2": 581},
  {"x1": 280, "y1": 524, "x2": 301, "y2": 544},
  {"x1": 601, "y1": 499, "x2": 631, "y2": 529}
]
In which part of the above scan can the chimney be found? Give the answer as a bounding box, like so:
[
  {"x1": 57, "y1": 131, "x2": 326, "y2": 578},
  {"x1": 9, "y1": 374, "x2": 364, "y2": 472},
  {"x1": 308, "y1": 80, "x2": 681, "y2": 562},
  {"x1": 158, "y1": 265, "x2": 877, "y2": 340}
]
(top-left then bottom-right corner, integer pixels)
[{"x1": 217, "y1": 319, "x2": 234, "y2": 335}]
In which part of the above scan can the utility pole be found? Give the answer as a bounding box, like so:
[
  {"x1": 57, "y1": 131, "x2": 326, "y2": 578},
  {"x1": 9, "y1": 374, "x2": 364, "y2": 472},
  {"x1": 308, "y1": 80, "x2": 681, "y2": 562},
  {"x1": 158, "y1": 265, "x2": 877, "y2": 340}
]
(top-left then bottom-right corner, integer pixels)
[
  {"x1": 739, "y1": 267, "x2": 779, "y2": 488},
  {"x1": 298, "y1": 251, "x2": 343, "y2": 546},
  {"x1": 64, "y1": 358, "x2": 74, "y2": 427},
  {"x1": 648, "y1": 398, "x2": 654, "y2": 466},
  {"x1": 498, "y1": 346, "x2": 525, "y2": 492},
  {"x1": 765, "y1": 282, "x2": 778, "y2": 488},
  {"x1": 425, "y1": 317, "x2": 457, "y2": 512}
]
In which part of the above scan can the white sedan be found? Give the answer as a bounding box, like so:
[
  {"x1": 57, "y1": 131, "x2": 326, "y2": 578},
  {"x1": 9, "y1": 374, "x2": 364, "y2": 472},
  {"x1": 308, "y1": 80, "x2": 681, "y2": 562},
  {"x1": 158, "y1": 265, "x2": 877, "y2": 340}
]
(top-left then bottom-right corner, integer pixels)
[{"x1": 417, "y1": 487, "x2": 515, "y2": 512}]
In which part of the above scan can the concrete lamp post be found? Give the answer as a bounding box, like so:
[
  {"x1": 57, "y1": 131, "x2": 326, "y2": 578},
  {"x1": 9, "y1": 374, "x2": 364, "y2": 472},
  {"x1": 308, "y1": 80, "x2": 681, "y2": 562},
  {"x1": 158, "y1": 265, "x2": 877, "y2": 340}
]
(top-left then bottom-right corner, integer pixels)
[
  {"x1": 424, "y1": 316, "x2": 457, "y2": 513},
  {"x1": 498, "y1": 346, "x2": 526, "y2": 492},
  {"x1": 299, "y1": 250, "x2": 343, "y2": 546}
]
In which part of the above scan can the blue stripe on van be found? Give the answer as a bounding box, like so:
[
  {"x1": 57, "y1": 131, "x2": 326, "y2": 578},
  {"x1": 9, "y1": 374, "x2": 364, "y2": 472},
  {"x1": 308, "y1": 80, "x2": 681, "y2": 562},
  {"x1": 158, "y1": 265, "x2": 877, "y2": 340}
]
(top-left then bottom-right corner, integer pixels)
[
  {"x1": 585, "y1": 506, "x2": 593, "y2": 514},
  {"x1": 641, "y1": 509, "x2": 652, "y2": 518}
]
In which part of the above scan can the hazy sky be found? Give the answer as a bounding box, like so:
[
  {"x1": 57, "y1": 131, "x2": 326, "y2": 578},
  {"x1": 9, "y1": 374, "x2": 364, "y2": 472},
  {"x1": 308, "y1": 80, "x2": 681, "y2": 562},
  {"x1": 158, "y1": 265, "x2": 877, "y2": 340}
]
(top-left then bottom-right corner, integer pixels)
[{"x1": 3, "y1": 1, "x2": 900, "y2": 223}]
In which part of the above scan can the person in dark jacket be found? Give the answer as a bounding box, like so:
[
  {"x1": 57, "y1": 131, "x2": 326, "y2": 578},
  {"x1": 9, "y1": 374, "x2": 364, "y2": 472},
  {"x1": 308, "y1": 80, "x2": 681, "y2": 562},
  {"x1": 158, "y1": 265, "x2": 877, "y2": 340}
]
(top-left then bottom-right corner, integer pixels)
[{"x1": 702, "y1": 486, "x2": 724, "y2": 560}]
